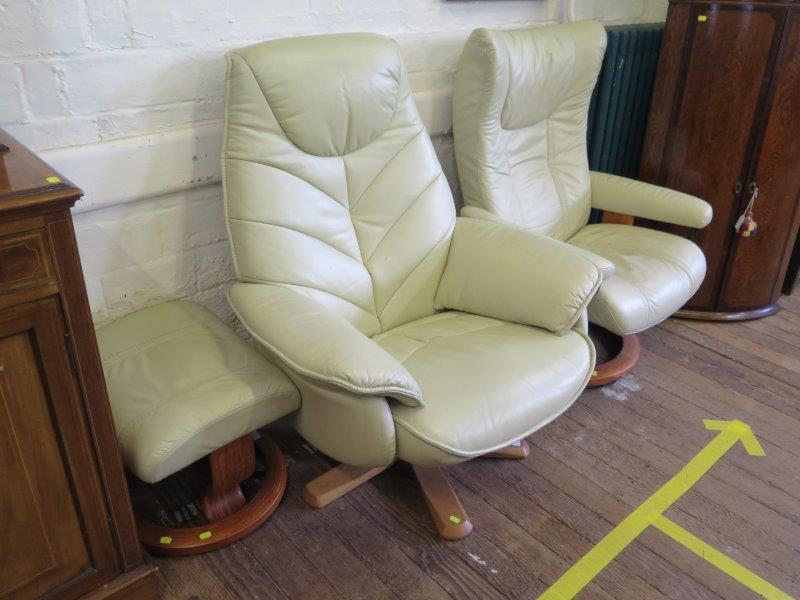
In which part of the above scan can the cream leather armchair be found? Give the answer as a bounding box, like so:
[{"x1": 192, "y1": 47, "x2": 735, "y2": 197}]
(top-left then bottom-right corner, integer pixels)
[
  {"x1": 452, "y1": 21, "x2": 712, "y2": 386},
  {"x1": 223, "y1": 32, "x2": 602, "y2": 539}
]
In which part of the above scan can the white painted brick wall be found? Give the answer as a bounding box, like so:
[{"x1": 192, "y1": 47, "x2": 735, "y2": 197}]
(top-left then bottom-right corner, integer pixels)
[{"x1": 1, "y1": 0, "x2": 668, "y2": 327}]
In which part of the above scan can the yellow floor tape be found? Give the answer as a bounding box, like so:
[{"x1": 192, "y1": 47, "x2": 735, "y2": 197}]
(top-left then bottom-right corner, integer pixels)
[
  {"x1": 539, "y1": 419, "x2": 792, "y2": 600},
  {"x1": 652, "y1": 515, "x2": 791, "y2": 599}
]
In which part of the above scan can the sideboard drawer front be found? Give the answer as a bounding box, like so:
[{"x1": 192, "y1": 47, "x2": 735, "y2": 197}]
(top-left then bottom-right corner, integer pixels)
[{"x1": 0, "y1": 229, "x2": 55, "y2": 294}]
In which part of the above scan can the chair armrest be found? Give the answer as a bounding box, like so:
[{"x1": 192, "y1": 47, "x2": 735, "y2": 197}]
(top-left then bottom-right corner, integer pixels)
[
  {"x1": 461, "y1": 206, "x2": 615, "y2": 280},
  {"x1": 228, "y1": 282, "x2": 423, "y2": 407},
  {"x1": 590, "y1": 171, "x2": 713, "y2": 229},
  {"x1": 435, "y1": 217, "x2": 603, "y2": 335}
]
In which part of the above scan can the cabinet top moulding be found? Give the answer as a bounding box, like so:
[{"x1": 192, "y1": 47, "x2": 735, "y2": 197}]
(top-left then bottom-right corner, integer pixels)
[{"x1": 0, "y1": 130, "x2": 82, "y2": 217}]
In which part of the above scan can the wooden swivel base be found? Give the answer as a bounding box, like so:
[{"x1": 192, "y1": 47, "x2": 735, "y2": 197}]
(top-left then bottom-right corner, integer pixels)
[
  {"x1": 135, "y1": 434, "x2": 287, "y2": 556},
  {"x1": 587, "y1": 326, "x2": 641, "y2": 388},
  {"x1": 302, "y1": 439, "x2": 530, "y2": 541},
  {"x1": 675, "y1": 305, "x2": 780, "y2": 321}
]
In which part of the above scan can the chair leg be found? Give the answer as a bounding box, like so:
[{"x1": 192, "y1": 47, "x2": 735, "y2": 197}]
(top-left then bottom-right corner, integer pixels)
[
  {"x1": 412, "y1": 466, "x2": 473, "y2": 541},
  {"x1": 484, "y1": 438, "x2": 531, "y2": 459},
  {"x1": 588, "y1": 332, "x2": 640, "y2": 387},
  {"x1": 200, "y1": 434, "x2": 256, "y2": 521},
  {"x1": 303, "y1": 463, "x2": 389, "y2": 508}
]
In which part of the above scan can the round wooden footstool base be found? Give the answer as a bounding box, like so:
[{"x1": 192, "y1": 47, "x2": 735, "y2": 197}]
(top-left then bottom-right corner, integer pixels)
[
  {"x1": 136, "y1": 436, "x2": 287, "y2": 556},
  {"x1": 587, "y1": 327, "x2": 641, "y2": 388}
]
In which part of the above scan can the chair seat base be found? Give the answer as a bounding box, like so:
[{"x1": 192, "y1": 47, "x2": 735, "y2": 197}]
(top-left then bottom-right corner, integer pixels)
[
  {"x1": 587, "y1": 328, "x2": 641, "y2": 387},
  {"x1": 136, "y1": 436, "x2": 287, "y2": 556},
  {"x1": 302, "y1": 440, "x2": 527, "y2": 540}
]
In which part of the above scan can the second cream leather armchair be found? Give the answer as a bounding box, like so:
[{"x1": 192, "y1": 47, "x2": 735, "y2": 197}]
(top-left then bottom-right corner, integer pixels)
[
  {"x1": 223, "y1": 32, "x2": 601, "y2": 539},
  {"x1": 452, "y1": 21, "x2": 712, "y2": 386}
]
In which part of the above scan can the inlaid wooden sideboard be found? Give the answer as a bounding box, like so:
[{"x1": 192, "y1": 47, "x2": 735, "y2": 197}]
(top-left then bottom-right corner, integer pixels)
[
  {"x1": 0, "y1": 130, "x2": 158, "y2": 599},
  {"x1": 640, "y1": 0, "x2": 800, "y2": 319}
]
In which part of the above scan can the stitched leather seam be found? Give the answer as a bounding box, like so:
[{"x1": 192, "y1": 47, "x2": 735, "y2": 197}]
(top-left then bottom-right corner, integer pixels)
[
  {"x1": 99, "y1": 315, "x2": 218, "y2": 363},
  {"x1": 228, "y1": 217, "x2": 364, "y2": 267},
  {"x1": 558, "y1": 264, "x2": 603, "y2": 335},
  {"x1": 474, "y1": 34, "x2": 504, "y2": 219},
  {"x1": 576, "y1": 237, "x2": 700, "y2": 329},
  {"x1": 596, "y1": 282, "x2": 649, "y2": 333},
  {"x1": 599, "y1": 287, "x2": 646, "y2": 332},
  {"x1": 544, "y1": 116, "x2": 570, "y2": 241},
  {"x1": 236, "y1": 278, "x2": 376, "y2": 318},
  {"x1": 118, "y1": 362, "x2": 283, "y2": 447},
  {"x1": 363, "y1": 173, "x2": 442, "y2": 264},
  {"x1": 372, "y1": 310, "x2": 466, "y2": 340},
  {"x1": 393, "y1": 319, "x2": 504, "y2": 343},
  {"x1": 233, "y1": 52, "x2": 408, "y2": 159},
  {"x1": 590, "y1": 293, "x2": 628, "y2": 334},
  {"x1": 236, "y1": 55, "x2": 318, "y2": 157},
  {"x1": 146, "y1": 388, "x2": 298, "y2": 482},
  {"x1": 391, "y1": 322, "x2": 508, "y2": 365},
  {"x1": 342, "y1": 157, "x2": 378, "y2": 314},
  {"x1": 228, "y1": 291, "x2": 424, "y2": 405},
  {"x1": 221, "y1": 54, "x2": 242, "y2": 280},
  {"x1": 349, "y1": 129, "x2": 424, "y2": 212},
  {"x1": 376, "y1": 223, "x2": 454, "y2": 322},
  {"x1": 225, "y1": 157, "x2": 344, "y2": 209},
  {"x1": 589, "y1": 257, "x2": 651, "y2": 332},
  {"x1": 378, "y1": 339, "x2": 426, "y2": 364},
  {"x1": 391, "y1": 329, "x2": 596, "y2": 458},
  {"x1": 657, "y1": 253, "x2": 699, "y2": 292},
  {"x1": 502, "y1": 143, "x2": 526, "y2": 226}
]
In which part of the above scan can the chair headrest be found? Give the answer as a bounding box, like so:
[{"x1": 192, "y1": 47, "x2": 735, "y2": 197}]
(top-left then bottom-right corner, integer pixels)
[
  {"x1": 229, "y1": 33, "x2": 407, "y2": 157},
  {"x1": 469, "y1": 21, "x2": 606, "y2": 130}
]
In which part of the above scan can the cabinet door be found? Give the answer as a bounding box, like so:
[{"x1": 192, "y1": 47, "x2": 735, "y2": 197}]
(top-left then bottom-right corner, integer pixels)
[
  {"x1": 719, "y1": 8, "x2": 800, "y2": 312},
  {"x1": 646, "y1": 3, "x2": 786, "y2": 310},
  {"x1": 0, "y1": 297, "x2": 116, "y2": 599}
]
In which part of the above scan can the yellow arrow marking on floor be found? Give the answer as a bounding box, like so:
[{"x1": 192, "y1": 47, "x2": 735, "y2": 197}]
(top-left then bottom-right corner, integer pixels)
[{"x1": 539, "y1": 419, "x2": 792, "y2": 600}]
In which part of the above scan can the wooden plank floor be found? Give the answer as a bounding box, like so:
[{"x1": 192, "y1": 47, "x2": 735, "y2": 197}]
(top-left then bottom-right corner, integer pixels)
[{"x1": 152, "y1": 287, "x2": 800, "y2": 599}]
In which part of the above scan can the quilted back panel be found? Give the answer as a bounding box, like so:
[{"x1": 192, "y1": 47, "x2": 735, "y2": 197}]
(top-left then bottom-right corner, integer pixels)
[
  {"x1": 453, "y1": 21, "x2": 606, "y2": 241},
  {"x1": 223, "y1": 33, "x2": 456, "y2": 336}
]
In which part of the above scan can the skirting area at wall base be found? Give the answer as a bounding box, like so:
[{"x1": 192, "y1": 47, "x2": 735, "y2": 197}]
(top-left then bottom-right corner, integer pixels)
[{"x1": 41, "y1": 122, "x2": 224, "y2": 215}]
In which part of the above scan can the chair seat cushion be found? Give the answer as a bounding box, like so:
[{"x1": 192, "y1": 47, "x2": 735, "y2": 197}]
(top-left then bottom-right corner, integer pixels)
[
  {"x1": 97, "y1": 301, "x2": 299, "y2": 484},
  {"x1": 373, "y1": 312, "x2": 594, "y2": 466},
  {"x1": 569, "y1": 224, "x2": 706, "y2": 335}
]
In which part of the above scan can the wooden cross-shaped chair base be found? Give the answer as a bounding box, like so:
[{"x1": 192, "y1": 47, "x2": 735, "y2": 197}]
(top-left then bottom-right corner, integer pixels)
[{"x1": 302, "y1": 439, "x2": 530, "y2": 540}]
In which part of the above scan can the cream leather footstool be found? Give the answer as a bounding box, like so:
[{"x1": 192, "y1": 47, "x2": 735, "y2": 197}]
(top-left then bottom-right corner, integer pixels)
[{"x1": 96, "y1": 300, "x2": 299, "y2": 555}]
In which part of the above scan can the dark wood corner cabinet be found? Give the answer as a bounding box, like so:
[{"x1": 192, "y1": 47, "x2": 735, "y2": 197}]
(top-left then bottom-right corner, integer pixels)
[
  {"x1": 0, "y1": 130, "x2": 158, "y2": 599},
  {"x1": 640, "y1": 0, "x2": 800, "y2": 319}
]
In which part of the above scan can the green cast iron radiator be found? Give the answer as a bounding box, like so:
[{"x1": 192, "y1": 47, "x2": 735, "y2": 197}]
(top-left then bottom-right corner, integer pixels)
[{"x1": 587, "y1": 23, "x2": 665, "y2": 178}]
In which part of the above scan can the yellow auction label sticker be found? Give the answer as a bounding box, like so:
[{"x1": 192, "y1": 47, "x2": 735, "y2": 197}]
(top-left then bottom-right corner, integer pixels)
[{"x1": 538, "y1": 419, "x2": 791, "y2": 600}]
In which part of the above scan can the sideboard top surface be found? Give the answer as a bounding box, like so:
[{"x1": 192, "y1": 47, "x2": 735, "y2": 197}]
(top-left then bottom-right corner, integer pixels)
[{"x1": 0, "y1": 129, "x2": 81, "y2": 215}]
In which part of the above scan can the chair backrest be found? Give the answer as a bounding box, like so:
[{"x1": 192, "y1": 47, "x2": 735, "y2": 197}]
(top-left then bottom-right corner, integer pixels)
[
  {"x1": 453, "y1": 21, "x2": 607, "y2": 241},
  {"x1": 223, "y1": 33, "x2": 456, "y2": 336}
]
